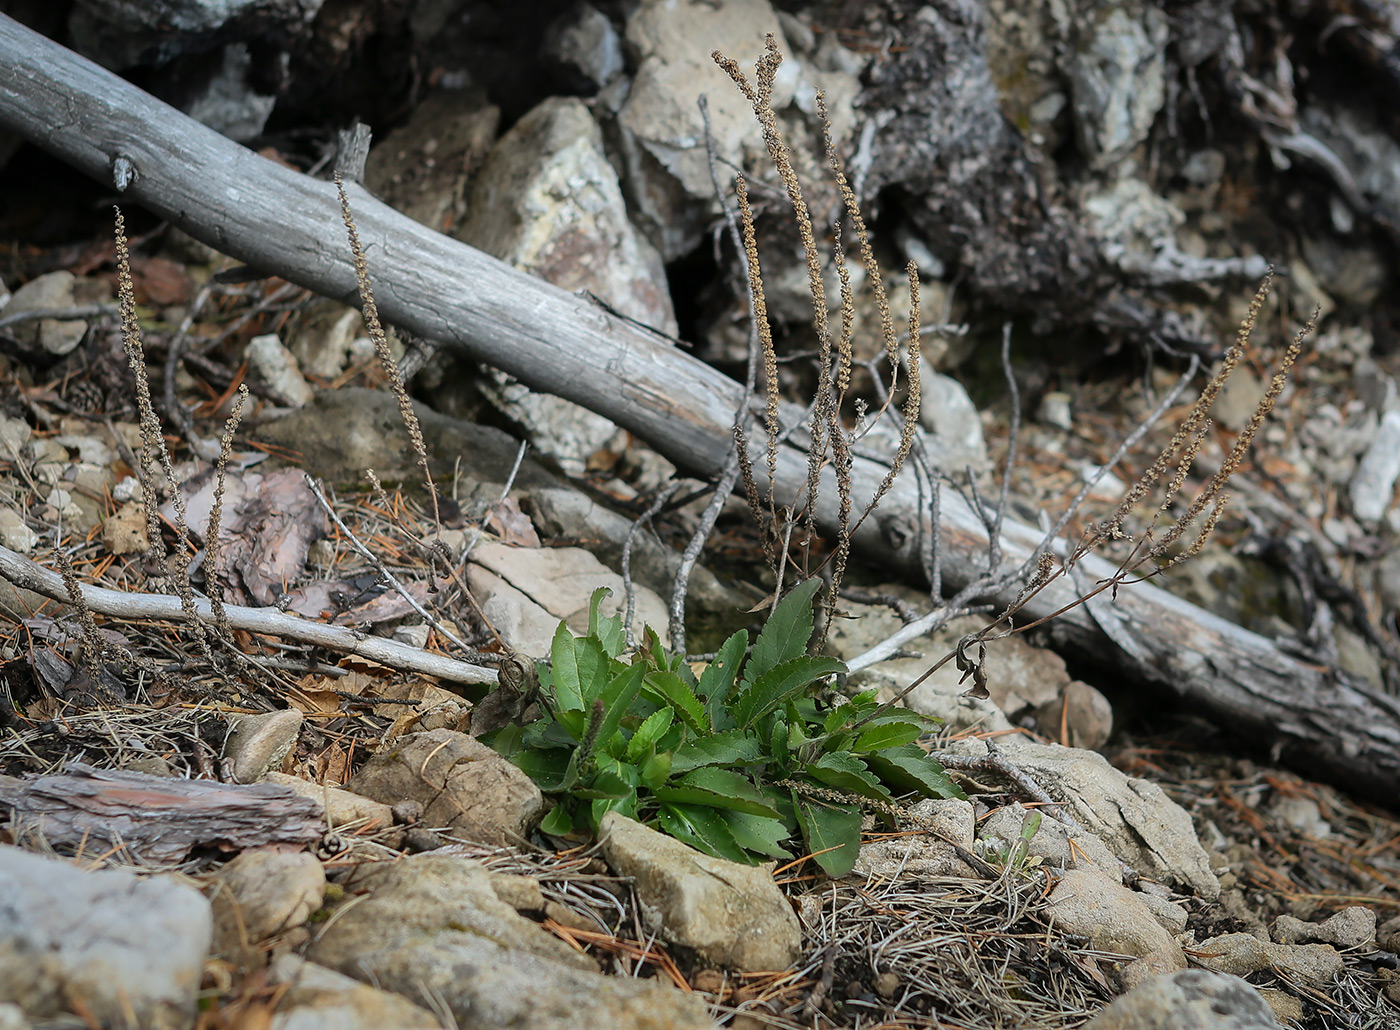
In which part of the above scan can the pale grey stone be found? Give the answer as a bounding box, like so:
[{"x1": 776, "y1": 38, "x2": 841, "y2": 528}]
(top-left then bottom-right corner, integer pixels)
[
  {"x1": 1084, "y1": 970, "x2": 1281, "y2": 1030},
  {"x1": 1047, "y1": 868, "x2": 1187, "y2": 989},
  {"x1": 1193, "y1": 933, "x2": 1344, "y2": 984},
  {"x1": 246, "y1": 333, "x2": 314, "y2": 408},
  {"x1": 207, "y1": 849, "x2": 326, "y2": 960},
  {"x1": 0, "y1": 845, "x2": 211, "y2": 1030},
  {"x1": 270, "y1": 956, "x2": 440, "y2": 1030},
  {"x1": 309, "y1": 853, "x2": 716, "y2": 1030},
  {"x1": 1272, "y1": 906, "x2": 1375, "y2": 949},
  {"x1": 349, "y1": 729, "x2": 543, "y2": 846},
  {"x1": 1350, "y1": 409, "x2": 1400, "y2": 522},
  {"x1": 0, "y1": 507, "x2": 37, "y2": 554},
  {"x1": 3, "y1": 271, "x2": 89, "y2": 356},
  {"x1": 224, "y1": 709, "x2": 303, "y2": 783},
  {"x1": 600, "y1": 812, "x2": 801, "y2": 973},
  {"x1": 1068, "y1": 2, "x2": 1169, "y2": 168},
  {"x1": 948, "y1": 739, "x2": 1219, "y2": 900},
  {"x1": 978, "y1": 802, "x2": 1122, "y2": 879}
]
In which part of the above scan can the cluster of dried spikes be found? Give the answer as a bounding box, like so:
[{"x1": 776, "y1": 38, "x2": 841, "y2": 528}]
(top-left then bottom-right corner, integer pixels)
[{"x1": 715, "y1": 35, "x2": 923, "y2": 625}]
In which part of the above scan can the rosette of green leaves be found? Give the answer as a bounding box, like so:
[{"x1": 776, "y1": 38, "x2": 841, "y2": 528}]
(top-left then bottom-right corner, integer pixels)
[{"x1": 484, "y1": 578, "x2": 964, "y2": 876}]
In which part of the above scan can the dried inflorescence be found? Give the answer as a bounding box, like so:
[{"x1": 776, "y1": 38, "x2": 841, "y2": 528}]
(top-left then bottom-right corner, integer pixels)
[{"x1": 714, "y1": 34, "x2": 923, "y2": 630}]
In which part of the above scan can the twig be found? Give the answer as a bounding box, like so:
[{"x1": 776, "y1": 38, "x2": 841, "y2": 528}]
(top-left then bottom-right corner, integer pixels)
[
  {"x1": 0, "y1": 303, "x2": 117, "y2": 331},
  {"x1": 987, "y1": 322, "x2": 1018, "y2": 574},
  {"x1": 0, "y1": 543, "x2": 495, "y2": 685}
]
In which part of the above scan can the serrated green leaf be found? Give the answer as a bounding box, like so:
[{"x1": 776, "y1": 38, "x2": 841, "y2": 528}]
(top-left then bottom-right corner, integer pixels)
[
  {"x1": 805, "y1": 751, "x2": 893, "y2": 803},
  {"x1": 853, "y1": 720, "x2": 925, "y2": 753},
  {"x1": 588, "y1": 586, "x2": 626, "y2": 657},
  {"x1": 484, "y1": 722, "x2": 524, "y2": 757},
  {"x1": 656, "y1": 803, "x2": 752, "y2": 863},
  {"x1": 639, "y1": 750, "x2": 672, "y2": 789},
  {"x1": 865, "y1": 744, "x2": 967, "y2": 800},
  {"x1": 573, "y1": 768, "x2": 635, "y2": 800},
  {"x1": 645, "y1": 670, "x2": 708, "y2": 734},
  {"x1": 792, "y1": 796, "x2": 862, "y2": 876},
  {"x1": 700, "y1": 629, "x2": 748, "y2": 728},
  {"x1": 721, "y1": 810, "x2": 793, "y2": 860},
  {"x1": 670, "y1": 730, "x2": 764, "y2": 775},
  {"x1": 539, "y1": 805, "x2": 575, "y2": 836},
  {"x1": 625, "y1": 707, "x2": 674, "y2": 763},
  {"x1": 653, "y1": 767, "x2": 779, "y2": 817},
  {"x1": 551, "y1": 626, "x2": 610, "y2": 711},
  {"x1": 732, "y1": 654, "x2": 846, "y2": 729},
  {"x1": 512, "y1": 747, "x2": 570, "y2": 790},
  {"x1": 768, "y1": 717, "x2": 789, "y2": 766},
  {"x1": 591, "y1": 663, "x2": 646, "y2": 757},
  {"x1": 746, "y1": 577, "x2": 823, "y2": 684}
]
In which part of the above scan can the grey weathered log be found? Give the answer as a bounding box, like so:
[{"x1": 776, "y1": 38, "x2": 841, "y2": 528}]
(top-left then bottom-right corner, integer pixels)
[{"x1": 0, "y1": 14, "x2": 1396, "y2": 799}]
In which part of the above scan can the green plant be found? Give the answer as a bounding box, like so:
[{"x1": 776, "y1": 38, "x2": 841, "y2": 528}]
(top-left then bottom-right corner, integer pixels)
[{"x1": 485, "y1": 577, "x2": 963, "y2": 876}]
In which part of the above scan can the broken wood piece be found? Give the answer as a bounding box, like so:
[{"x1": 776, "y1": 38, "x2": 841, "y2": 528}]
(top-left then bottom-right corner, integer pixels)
[{"x1": 0, "y1": 762, "x2": 324, "y2": 865}]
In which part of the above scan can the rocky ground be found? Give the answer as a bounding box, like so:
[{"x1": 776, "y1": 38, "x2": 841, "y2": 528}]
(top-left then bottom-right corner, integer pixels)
[{"x1": 0, "y1": 0, "x2": 1399, "y2": 1028}]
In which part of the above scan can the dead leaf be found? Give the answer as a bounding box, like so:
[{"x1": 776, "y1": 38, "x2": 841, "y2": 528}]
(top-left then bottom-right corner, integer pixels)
[
  {"x1": 485, "y1": 496, "x2": 541, "y2": 547},
  {"x1": 101, "y1": 499, "x2": 149, "y2": 556}
]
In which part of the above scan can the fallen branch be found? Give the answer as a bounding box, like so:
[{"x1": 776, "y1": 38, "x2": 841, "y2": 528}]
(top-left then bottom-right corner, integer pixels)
[
  {"x1": 0, "y1": 16, "x2": 1396, "y2": 799},
  {"x1": 0, "y1": 544, "x2": 496, "y2": 688}
]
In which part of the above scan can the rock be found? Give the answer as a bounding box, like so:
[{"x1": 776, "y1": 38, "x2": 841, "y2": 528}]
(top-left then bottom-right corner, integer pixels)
[
  {"x1": 0, "y1": 1003, "x2": 27, "y2": 1030},
  {"x1": 269, "y1": 955, "x2": 440, "y2": 1030},
  {"x1": 207, "y1": 849, "x2": 326, "y2": 962},
  {"x1": 615, "y1": 0, "x2": 795, "y2": 259},
  {"x1": 461, "y1": 95, "x2": 675, "y2": 476},
  {"x1": 599, "y1": 812, "x2": 801, "y2": 973},
  {"x1": 2, "y1": 271, "x2": 91, "y2": 356},
  {"x1": 1194, "y1": 933, "x2": 1344, "y2": 984},
  {"x1": 101, "y1": 499, "x2": 150, "y2": 556},
  {"x1": 1266, "y1": 793, "x2": 1331, "y2": 839},
  {"x1": 1067, "y1": 0, "x2": 1169, "y2": 169},
  {"x1": 464, "y1": 564, "x2": 564, "y2": 656},
  {"x1": 365, "y1": 91, "x2": 500, "y2": 235},
  {"x1": 918, "y1": 364, "x2": 989, "y2": 471},
  {"x1": 251, "y1": 387, "x2": 558, "y2": 491},
  {"x1": 542, "y1": 3, "x2": 624, "y2": 93},
  {"x1": 1272, "y1": 906, "x2": 1375, "y2": 949},
  {"x1": 309, "y1": 853, "x2": 716, "y2": 1030},
  {"x1": 224, "y1": 709, "x2": 304, "y2": 783},
  {"x1": 850, "y1": 798, "x2": 978, "y2": 880},
  {"x1": 467, "y1": 541, "x2": 670, "y2": 650},
  {"x1": 1083, "y1": 969, "x2": 1281, "y2": 1030},
  {"x1": 348, "y1": 728, "x2": 543, "y2": 845},
  {"x1": 1379, "y1": 913, "x2": 1400, "y2": 952},
  {"x1": 1137, "y1": 893, "x2": 1189, "y2": 935},
  {"x1": 951, "y1": 739, "x2": 1220, "y2": 899},
  {"x1": 1034, "y1": 680, "x2": 1114, "y2": 750},
  {"x1": 247, "y1": 333, "x2": 314, "y2": 408},
  {"x1": 977, "y1": 803, "x2": 1122, "y2": 879},
  {"x1": 826, "y1": 601, "x2": 1062, "y2": 737},
  {"x1": 1350, "y1": 409, "x2": 1400, "y2": 522},
  {"x1": 0, "y1": 507, "x2": 37, "y2": 554},
  {"x1": 0, "y1": 415, "x2": 31, "y2": 458},
  {"x1": 0, "y1": 844, "x2": 211, "y2": 1029},
  {"x1": 177, "y1": 43, "x2": 276, "y2": 141},
  {"x1": 1047, "y1": 868, "x2": 1186, "y2": 988}
]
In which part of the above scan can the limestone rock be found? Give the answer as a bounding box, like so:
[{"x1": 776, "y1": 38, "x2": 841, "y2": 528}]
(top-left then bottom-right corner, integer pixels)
[
  {"x1": 1048, "y1": 868, "x2": 1186, "y2": 989},
  {"x1": 1067, "y1": 0, "x2": 1168, "y2": 169},
  {"x1": 0, "y1": 845, "x2": 211, "y2": 1030},
  {"x1": 270, "y1": 955, "x2": 440, "y2": 1030},
  {"x1": 246, "y1": 333, "x2": 314, "y2": 408},
  {"x1": 950, "y1": 738, "x2": 1219, "y2": 899},
  {"x1": 600, "y1": 812, "x2": 801, "y2": 973},
  {"x1": 1083, "y1": 969, "x2": 1281, "y2": 1030},
  {"x1": 615, "y1": 0, "x2": 794, "y2": 259},
  {"x1": 462, "y1": 95, "x2": 675, "y2": 476},
  {"x1": 977, "y1": 803, "x2": 1122, "y2": 879},
  {"x1": 0, "y1": 507, "x2": 37, "y2": 554},
  {"x1": 309, "y1": 853, "x2": 716, "y2": 1030},
  {"x1": 851, "y1": 799, "x2": 978, "y2": 880},
  {"x1": 2, "y1": 271, "x2": 93, "y2": 356},
  {"x1": 262, "y1": 772, "x2": 396, "y2": 834},
  {"x1": 348, "y1": 728, "x2": 543, "y2": 845},
  {"x1": 224, "y1": 709, "x2": 303, "y2": 783},
  {"x1": 207, "y1": 849, "x2": 326, "y2": 962},
  {"x1": 467, "y1": 541, "x2": 669, "y2": 652},
  {"x1": 1271, "y1": 906, "x2": 1375, "y2": 949},
  {"x1": 1192, "y1": 933, "x2": 1344, "y2": 984}
]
